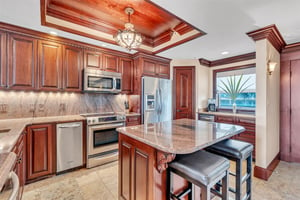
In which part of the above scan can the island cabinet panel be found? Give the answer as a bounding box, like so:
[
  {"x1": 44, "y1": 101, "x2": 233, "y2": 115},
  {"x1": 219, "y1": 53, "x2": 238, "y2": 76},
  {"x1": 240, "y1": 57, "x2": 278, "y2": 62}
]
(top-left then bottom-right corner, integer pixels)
[
  {"x1": 12, "y1": 130, "x2": 26, "y2": 200},
  {"x1": 120, "y1": 57, "x2": 134, "y2": 94},
  {"x1": 119, "y1": 134, "x2": 155, "y2": 200},
  {"x1": 7, "y1": 33, "x2": 37, "y2": 90},
  {"x1": 38, "y1": 40, "x2": 62, "y2": 91},
  {"x1": 62, "y1": 45, "x2": 83, "y2": 92},
  {"x1": 103, "y1": 53, "x2": 119, "y2": 72},
  {"x1": 84, "y1": 50, "x2": 102, "y2": 68},
  {"x1": 26, "y1": 124, "x2": 55, "y2": 182},
  {"x1": 0, "y1": 30, "x2": 7, "y2": 88}
]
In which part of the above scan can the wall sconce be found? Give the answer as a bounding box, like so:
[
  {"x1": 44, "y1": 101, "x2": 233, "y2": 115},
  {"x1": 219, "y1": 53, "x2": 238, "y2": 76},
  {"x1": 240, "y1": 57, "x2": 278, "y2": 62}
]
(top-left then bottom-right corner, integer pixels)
[{"x1": 268, "y1": 61, "x2": 277, "y2": 75}]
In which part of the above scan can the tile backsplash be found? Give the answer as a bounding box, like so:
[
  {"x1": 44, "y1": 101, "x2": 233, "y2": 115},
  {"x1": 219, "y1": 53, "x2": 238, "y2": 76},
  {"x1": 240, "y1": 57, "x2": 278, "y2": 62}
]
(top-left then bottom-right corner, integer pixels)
[{"x1": 0, "y1": 91, "x2": 129, "y2": 119}]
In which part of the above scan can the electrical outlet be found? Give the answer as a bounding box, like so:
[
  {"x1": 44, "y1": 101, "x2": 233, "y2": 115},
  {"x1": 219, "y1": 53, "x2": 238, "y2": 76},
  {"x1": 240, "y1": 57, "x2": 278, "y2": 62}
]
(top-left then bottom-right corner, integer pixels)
[
  {"x1": 38, "y1": 104, "x2": 44, "y2": 112},
  {"x1": 0, "y1": 104, "x2": 8, "y2": 113},
  {"x1": 29, "y1": 104, "x2": 35, "y2": 112}
]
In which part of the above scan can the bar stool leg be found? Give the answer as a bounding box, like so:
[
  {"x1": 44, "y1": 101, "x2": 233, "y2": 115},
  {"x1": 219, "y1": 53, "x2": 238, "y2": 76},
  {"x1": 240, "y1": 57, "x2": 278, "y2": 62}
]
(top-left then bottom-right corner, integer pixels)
[
  {"x1": 236, "y1": 159, "x2": 243, "y2": 200},
  {"x1": 246, "y1": 154, "x2": 252, "y2": 199},
  {"x1": 222, "y1": 171, "x2": 229, "y2": 200},
  {"x1": 200, "y1": 186, "x2": 210, "y2": 200}
]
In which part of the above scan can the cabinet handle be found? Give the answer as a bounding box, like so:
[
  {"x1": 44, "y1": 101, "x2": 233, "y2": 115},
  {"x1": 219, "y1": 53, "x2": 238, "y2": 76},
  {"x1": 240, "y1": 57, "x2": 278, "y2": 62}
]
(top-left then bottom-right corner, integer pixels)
[{"x1": 17, "y1": 157, "x2": 22, "y2": 164}]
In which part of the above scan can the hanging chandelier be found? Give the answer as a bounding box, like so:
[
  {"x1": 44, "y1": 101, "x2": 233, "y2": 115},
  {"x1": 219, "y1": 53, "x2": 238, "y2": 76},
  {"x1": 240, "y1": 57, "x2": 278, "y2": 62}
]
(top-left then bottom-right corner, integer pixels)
[{"x1": 114, "y1": 7, "x2": 142, "y2": 51}]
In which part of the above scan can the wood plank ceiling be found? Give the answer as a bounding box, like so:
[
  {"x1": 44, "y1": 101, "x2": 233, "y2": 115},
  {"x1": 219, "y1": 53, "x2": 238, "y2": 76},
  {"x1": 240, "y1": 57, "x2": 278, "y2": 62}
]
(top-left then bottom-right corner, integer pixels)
[{"x1": 41, "y1": 0, "x2": 205, "y2": 54}]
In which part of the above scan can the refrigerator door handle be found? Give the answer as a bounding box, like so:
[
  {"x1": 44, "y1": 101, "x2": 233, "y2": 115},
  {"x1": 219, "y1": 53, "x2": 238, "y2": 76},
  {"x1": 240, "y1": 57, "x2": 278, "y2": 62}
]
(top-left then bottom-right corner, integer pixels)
[{"x1": 159, "y1": 87, "x2": 163, "y2": 114}]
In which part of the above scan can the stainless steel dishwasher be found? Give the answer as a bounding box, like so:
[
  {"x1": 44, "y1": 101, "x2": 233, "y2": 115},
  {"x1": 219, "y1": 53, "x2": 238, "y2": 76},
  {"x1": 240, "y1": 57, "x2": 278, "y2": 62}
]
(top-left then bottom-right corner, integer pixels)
[{"x1": 56, "y1": 122, "x2": 83, "y2": 173}]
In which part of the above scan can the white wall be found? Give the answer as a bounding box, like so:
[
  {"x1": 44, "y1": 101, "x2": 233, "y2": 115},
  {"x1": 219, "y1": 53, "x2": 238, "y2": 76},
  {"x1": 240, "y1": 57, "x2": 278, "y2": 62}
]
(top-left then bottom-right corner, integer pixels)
[
  {"x1": 170, "y1": 59, "x2": 209, "y2": 118},
  {"x1": 255, "y1": 39, "x2": 280, "y2": 168}
]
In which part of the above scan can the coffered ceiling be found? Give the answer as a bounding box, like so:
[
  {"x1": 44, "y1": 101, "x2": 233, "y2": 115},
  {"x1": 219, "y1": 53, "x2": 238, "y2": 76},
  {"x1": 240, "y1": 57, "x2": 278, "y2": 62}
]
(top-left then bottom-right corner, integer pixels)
[{"x1": 41, "y1": 0, "x2": 205, "y2": 54}]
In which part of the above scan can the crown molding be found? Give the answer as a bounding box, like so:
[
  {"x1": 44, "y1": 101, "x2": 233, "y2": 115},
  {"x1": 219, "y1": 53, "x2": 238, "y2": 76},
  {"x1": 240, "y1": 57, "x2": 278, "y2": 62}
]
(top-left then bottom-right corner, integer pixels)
[
  {"x1": 199, "y1": 52, "x2": 255, "y2": 67},
  {"x1": 247, "y1": 24, "x2": 286, "y2": 52}
]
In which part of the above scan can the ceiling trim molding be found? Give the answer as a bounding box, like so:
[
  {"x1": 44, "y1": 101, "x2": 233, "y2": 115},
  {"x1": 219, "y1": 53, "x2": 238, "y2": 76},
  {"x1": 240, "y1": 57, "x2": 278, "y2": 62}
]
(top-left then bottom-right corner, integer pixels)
[
  {"x1": 282, "y1": 42, "x2": 300, "y2": 54},
  {"x1": 247, "y1": 24, "x2": 286, "y2": 52},
  {"x1": 199, "y1": 52, "x2": 255, "y2": 67}
]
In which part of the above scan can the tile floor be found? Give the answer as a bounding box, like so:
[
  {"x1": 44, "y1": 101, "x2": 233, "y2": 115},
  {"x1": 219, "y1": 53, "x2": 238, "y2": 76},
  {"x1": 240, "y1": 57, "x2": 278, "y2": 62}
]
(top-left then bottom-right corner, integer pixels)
[{"x1": 17, "y1": 161, "x2": 300, "y2": 200}]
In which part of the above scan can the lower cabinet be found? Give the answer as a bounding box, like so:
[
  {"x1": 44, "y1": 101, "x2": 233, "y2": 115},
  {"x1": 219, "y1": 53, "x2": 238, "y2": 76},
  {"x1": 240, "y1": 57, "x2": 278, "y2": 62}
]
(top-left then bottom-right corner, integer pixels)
[
  {"x1": 215, "y1": 115, "x2": 256, "y2": 158},
  {"x1": 12, "y1": 130, "x2": 26, "y2": 199},
  {"x1": 126, "y1": 115, "x2": 141, "y2": 126},
  {"x1": 26, "y1": 124, "x2": 55, "y2": 182}
]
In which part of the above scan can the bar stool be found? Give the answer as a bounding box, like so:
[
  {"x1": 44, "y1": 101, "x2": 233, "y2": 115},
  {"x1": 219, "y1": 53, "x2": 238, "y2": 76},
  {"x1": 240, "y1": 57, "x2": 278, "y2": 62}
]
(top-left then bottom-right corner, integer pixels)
[
  {"x1": 167, "y1": 150, "x2": 229, "y2": 200},
  {"x1": 205, "y1": 139, "x2": 253, "y2": 200}
]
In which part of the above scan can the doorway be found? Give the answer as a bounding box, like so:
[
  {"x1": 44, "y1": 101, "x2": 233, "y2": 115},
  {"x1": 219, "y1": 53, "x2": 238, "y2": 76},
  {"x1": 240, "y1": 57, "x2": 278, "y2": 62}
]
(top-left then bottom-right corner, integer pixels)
[{"x1": 173, "y1": 66, "x2": 195, "y2": 119}]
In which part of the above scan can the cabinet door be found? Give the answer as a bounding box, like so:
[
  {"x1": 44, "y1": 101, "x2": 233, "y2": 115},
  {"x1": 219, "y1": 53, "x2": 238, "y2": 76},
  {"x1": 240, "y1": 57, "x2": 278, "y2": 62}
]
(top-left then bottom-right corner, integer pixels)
[
  {"x1": 126, "y1": 116, "x2": 141, "y2": 126},
  {"x1": 143, "y1": 59, "x2": 156, "y2": 76},
  {"x1": 26, "y1": 124, "x2": 55, "y2": 181},
  {"x1": 103, "y1": 54, "x2": 119, "y2": 72},
  {"x1": 63, "y1": 45, "x2": 83, "y2": 92},
  {"x1": 38, "y1": 40, "x2": 62, "y2": 91},
  {"x1": 0, "y1": 31, "x2": 7, "y2": 88},
  {"x1": 7, "y1": 33, "x2": 37, "y2": 90},
  {"x1": 84, "y1": 50, "x2": 102, "y2": 68},
  {"x1": 157, "y1": 62, "x2": 170, "y2": 79},
  {"x1": 120, "y1": 58, "x2": 133, "y2": 94}
]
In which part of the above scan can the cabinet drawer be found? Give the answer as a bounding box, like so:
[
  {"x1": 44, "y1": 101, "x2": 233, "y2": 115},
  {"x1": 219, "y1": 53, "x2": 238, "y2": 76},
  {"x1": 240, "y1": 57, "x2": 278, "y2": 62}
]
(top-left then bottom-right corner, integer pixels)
[
  {"x1": 236, "y1": 117, "x2": 255, "y2": 125},
  {"x1": 215, "y1": 116, "x2": 235, "y2": 123},
  {"x1": 126, "y1": 116, "x2": 141, "y2": 126}
]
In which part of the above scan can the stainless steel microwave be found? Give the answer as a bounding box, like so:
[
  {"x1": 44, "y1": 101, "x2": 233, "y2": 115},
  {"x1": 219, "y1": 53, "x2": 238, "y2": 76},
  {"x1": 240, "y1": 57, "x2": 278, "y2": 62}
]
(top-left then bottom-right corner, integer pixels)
[{"x1": 83, "y1": 68, "x2": 122, "y2": 93}]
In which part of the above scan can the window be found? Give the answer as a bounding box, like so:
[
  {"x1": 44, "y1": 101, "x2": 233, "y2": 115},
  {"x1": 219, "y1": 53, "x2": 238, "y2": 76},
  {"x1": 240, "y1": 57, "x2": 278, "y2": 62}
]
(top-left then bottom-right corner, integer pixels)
[{"x1": 213, "y1": 65, "x2": 256, "y2": 111}]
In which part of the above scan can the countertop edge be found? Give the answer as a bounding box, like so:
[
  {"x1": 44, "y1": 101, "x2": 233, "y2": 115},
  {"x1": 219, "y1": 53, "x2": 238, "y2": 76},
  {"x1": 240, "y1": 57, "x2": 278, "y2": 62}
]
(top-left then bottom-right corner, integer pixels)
[
  {"x1": 0, "y1": 152, "x2": 17, "y2": 189},
  {"x1": 198, "y1": 111, "x2": 255, "y2": 119}
]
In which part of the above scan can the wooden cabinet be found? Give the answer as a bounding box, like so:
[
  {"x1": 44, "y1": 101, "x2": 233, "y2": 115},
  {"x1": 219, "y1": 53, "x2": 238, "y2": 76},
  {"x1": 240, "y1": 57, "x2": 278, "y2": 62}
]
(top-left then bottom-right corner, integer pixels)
[
  {"x1": 119, "y1": 134, "x2": 155, "y2": 200},
  {"x1": 62, "y1": 45, "x2": 83, "y2": 92},
  {"x1": 156, "y1": 62, "x2": 170, "y2": 79},
  {"x1": 126, "y1": 115, "x2": 141, "y2": 126},
  {"x1": 120, "y1": 57, "x2": 134, "y2": 94},
  {"x1": 143, "y1": 59, "x2": 157, "y2": 76},
  {"x1": 103, "y1": 53, "x2": 119, "y2": 72},
  {"x1": 38, "y1": 40, "x2": 62, "y2": 91},
  {"x1": 7, "y1": 33, "x2": 37, "y2": 90},
  {"x1": 142, "y1": 58, "x2": 170, "y2": 79},
  {"x1": 0, "y1": 30, "x2": 7, "y2": 88},
  {"x1": 26, "y1": 124, "x2": 55, "y2": 181},
  {"x1": 215, "y1": 115, "x2": 256, "y2": 158},
  {"x1": 84, "y1": 49, "x2": 102, "y2": 68},
  {"x1": 12, "y1": 130, "x2": 26, "y2": 199}
]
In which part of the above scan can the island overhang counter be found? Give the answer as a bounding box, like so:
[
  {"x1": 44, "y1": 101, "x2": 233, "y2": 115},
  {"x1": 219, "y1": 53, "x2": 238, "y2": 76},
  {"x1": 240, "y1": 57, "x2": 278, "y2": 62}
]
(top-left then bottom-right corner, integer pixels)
[{"x1": 117, "y1": 118, "x2": 245, "y2": 200}]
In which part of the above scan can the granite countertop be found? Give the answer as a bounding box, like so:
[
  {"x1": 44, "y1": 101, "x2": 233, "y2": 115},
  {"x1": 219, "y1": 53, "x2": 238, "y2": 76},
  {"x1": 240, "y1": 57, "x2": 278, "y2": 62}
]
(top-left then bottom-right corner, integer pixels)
[
  {"x1": 198, "y1": 111, "x2": 255, "y2": 119},
  {"x1": 117, "y1": 118, "x2": 245, "y2": 154},
  {"x1": 0, "y1": 152, "x2": 16, "y2": 189},
  {"x1": 0, "y1": 115, "x2": 85, "y2": 153},
  {"x1": 125, "y1": 112, "x2": 141, "y2": 117}
]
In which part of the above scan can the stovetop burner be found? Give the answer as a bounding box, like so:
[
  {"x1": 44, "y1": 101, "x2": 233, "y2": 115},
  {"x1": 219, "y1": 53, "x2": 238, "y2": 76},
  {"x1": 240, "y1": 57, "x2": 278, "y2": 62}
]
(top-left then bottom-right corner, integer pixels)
[{"x1": 80, "y1": 112, "x2": 126, "y2": 125}]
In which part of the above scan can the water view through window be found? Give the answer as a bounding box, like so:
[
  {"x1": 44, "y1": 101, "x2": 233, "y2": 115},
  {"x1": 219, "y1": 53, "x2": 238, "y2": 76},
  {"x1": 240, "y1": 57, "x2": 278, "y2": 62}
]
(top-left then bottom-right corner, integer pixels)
[{"x1": 216, "y1": 67, "x2": 256, "y2": 110}]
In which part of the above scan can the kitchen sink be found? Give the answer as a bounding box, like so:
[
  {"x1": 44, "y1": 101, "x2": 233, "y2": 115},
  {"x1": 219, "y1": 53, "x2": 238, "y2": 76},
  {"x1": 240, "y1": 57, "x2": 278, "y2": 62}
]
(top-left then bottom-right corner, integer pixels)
[{"x1": 0, "y1": 129, "x2": 10, "y2": 133}]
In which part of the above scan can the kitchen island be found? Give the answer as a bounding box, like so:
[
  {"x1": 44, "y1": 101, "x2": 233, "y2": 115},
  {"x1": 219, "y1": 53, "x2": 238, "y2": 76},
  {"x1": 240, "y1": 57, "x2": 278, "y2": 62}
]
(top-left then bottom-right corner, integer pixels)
[{"x1": 117, "y1": 118, "x2": 245, "y2": 200}]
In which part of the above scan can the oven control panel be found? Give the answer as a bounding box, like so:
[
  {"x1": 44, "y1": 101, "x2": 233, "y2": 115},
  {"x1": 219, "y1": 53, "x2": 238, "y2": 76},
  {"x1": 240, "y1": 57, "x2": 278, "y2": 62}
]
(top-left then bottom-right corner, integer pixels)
[{"x1": 87, "y1": 115, "x2": 126, "y2": 125}]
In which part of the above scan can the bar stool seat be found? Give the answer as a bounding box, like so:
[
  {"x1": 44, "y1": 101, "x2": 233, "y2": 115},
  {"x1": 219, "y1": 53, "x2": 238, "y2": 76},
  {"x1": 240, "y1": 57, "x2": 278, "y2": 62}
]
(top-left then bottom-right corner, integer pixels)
[
  {"x1": 206, "y1": 139, "x2": 253, "y2": 200},
  {"x1": 168, "y1": 150, "x2": 230, "y2": 200}
]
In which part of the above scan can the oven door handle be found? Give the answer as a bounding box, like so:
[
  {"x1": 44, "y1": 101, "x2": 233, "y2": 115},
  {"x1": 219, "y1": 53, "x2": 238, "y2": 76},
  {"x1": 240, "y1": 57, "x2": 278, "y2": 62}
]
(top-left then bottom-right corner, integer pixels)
[{"x1": 90, "y1": 123, "x2": 124, "y2": 130}]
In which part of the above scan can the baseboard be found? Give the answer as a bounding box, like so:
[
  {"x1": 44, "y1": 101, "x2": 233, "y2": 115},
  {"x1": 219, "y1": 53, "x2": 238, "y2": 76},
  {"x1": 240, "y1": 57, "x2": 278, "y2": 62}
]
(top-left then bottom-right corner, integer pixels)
[{"x1": 254, "y1": 152, "x2": 280, "y2": 181}]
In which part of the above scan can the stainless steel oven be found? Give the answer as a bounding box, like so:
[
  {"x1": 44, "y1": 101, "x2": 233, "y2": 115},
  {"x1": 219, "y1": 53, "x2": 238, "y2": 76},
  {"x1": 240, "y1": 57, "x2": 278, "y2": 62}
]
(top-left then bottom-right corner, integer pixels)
[{"x1": 81, "y1": 113, "x2": 125, "y2": 168}]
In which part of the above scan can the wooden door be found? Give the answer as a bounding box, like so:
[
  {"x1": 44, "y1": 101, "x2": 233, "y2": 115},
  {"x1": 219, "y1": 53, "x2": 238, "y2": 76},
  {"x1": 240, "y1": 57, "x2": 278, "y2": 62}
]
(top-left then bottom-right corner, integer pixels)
[
  {"x1": 120, "y1": 57, "x2": 133, "y2": 94},
  {"x1": 26, "y1": 124, "x2": 55, "y2": 181},
  {"x1": 173, "y1": 66, "x2": 195, "y2": 119},
  {"x1": 143, "y1": 59, "x2": 156, "y2": 76},
  {"x1": 103, "y1": 54, "x2": 119, "y2": 72},
  {"x1": 7, "y1": 33, "x2": 37, "y2": 90},
  {"x1": 0, "y1": 30, "x2": 7, "y2": 88},
  {"x1": 290, "y1": 60, "x2": 300, "y2": 162},
  {"x1": 38, "y1": 40, "x2": 62, "y2": 91},
  {"x1": 84, "y1": 50, "x2": 102, "y2": 68},
  {"x1": 62, "y1": 45, "x2": 83, "y2": 92}
]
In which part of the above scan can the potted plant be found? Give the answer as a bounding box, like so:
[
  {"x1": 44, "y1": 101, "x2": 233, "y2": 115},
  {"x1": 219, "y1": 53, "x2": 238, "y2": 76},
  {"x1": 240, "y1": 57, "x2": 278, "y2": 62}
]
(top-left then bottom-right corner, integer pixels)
[{"x1": 218, "y1": 75, "x2": 252, "y2": 113}]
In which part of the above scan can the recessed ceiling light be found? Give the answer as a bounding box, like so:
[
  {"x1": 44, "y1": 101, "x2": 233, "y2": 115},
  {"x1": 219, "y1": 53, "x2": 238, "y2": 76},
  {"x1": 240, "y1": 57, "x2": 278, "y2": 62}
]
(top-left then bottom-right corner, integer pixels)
[
  {"x1": 49, "y1": 31, "x2": 57, "y2": 35},
  {"x1": 221, "y1": 51, "x2": 229, "y2": 55}
]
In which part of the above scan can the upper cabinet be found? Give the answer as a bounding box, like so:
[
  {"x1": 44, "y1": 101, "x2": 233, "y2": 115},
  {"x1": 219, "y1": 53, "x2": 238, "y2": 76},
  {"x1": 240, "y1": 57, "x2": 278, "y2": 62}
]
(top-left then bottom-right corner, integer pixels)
[
  {"x1": 63, "y1": 45, "x2": 83, "y2": 92},
  {"x1": 103, "y1": 53, "x2": 119, "y2": 72},
  {"x1": 120, "y1": 57, "x2": 133, "y2": 94},
  {"x1": 7, "y1": 33, "x2": 37, "y2": 90},
  {"x1": 0, "y1": 31, "x2": 6, "y2": 89},
  {"x1": 84, "y1": 49, "x2": 102, "y2": 69},
  {"x1": 156, "y1": 62, "x2": 170, "y2": 79},
  {"x1": 38, "y1": 40, "x2": 62, "y2": 91}
]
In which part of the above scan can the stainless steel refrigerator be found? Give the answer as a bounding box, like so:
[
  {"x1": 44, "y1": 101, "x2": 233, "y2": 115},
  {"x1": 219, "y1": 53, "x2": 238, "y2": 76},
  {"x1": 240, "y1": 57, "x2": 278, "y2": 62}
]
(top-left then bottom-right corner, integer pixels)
[{"x1": 142, "y1": 76, "x2": 172, "y2": 124}]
